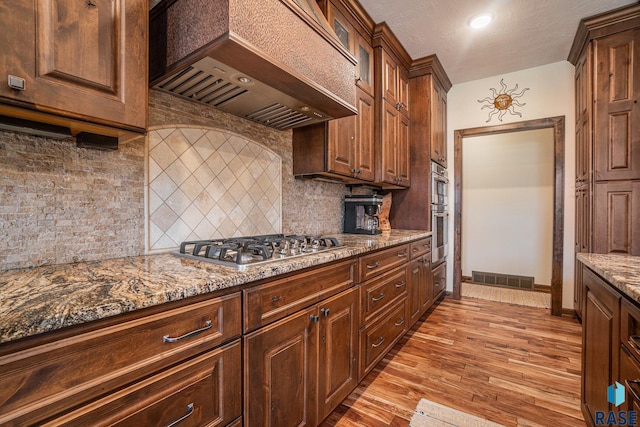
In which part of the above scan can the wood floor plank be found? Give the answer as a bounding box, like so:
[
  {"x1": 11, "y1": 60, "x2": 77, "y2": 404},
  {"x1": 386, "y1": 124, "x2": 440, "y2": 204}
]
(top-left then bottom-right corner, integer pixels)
[{"x1": 322, "y1": 297, "x2": 583, "y2": 427}]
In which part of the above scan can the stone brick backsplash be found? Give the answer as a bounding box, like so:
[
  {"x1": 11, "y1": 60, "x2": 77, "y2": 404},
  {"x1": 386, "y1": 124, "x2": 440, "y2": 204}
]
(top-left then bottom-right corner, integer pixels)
[
  {"x1": 1, "y1": 89, "x2": 367, "y2": 271},
  {"x1": 0, "y1": 131, "x2": 145, "y2": 271}
]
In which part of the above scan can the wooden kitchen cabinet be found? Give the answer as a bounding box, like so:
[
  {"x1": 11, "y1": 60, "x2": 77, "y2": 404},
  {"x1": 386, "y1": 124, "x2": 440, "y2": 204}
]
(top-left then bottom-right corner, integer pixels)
[
  {"x1": 569, "y1": 4, "x2": 640, "y2": 264},
  {"x1": 0, "y1": 0, "x2": 147, "y2": 140},
  {"x1": 43, "y1": 340, "x2": 242, "y2": 427},
  {"x1": 389, "y1": 55, "x2": 452, "y2": 230},
  {"x1": 0, "y1": 292, "x2": 241, "y2": 426},
  {"x1": 620, "y1": 298, "x2": 640, "y2": 414},
  {"x1": 292, "y1": 0, "x2": 375, "y2": 184},
  {"x1": 593, "y1": 181, "x2": 640, "y2": 255},
  {"x1": 373, "y1": 25, "x2": 411, "y2": 188},
  {"x1": 244, "y1": 286, "x2": 359, "y2": 427},
  {"x1": 430, "y1": 83, "x2": 448, "y2": 168},
  {"x1": 593, "y1": 28, "x2": 640, "y2": 182},
  {"x1": 432, "y1": 260, "x2": 447, "y2": 300},
  {"x1": 408, "y1": 237, "x2": 433, "y2": 326},
  {"x1": 580, "y1": 263, "x2": 620, "y2": 426}
]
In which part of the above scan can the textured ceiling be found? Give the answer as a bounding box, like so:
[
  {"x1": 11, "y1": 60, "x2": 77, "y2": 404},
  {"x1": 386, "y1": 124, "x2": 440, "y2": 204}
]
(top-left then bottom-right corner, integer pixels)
[{"x1": 358, "y1": 0, "x2": 638, "y2": 84}]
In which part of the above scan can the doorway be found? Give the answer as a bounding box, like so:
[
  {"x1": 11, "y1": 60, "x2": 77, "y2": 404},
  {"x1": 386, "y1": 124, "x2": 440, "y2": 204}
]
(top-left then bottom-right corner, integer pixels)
[{"x1": 452, "y1": 117, "x2": 565, "y2": 316}]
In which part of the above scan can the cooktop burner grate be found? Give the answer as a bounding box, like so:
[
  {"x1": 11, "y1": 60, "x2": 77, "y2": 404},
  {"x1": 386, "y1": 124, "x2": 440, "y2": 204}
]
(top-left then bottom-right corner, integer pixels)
[{"x1": 174, "y1": 234, "x2": 341, "y2": 269}]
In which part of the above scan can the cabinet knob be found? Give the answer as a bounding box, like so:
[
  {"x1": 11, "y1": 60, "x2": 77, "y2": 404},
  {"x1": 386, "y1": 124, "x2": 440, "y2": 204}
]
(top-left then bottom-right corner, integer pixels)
[
  {"x1": 272, "y1": 295, "x2": 281, "y2": 302},
  {"x1": 8, "y1": 75, "x2": 25, "y2": 91},
  {"x1": 310, "y1": 314, "x2": 320, "y2": 323},
  {"x1": 321, "y1": 308, "x2": 330, "y2": 317}
]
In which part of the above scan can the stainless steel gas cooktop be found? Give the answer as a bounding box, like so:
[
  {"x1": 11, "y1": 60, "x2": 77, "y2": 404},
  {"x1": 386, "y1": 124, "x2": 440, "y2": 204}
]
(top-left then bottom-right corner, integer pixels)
[{"x1": 173, "y1": 234, "x2": 342, "y2": 270}]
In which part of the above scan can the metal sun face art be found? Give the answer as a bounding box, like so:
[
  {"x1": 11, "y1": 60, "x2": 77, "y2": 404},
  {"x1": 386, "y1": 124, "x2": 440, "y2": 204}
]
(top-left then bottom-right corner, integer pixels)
[{"x1": 478, "y1": 79, "x2": 529, "y2": 122}]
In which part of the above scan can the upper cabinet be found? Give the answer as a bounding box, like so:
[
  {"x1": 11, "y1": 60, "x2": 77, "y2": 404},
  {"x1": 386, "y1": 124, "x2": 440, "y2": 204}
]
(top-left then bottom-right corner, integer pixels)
[
  {"x1": 569, "y1": 3, "x2": 640, "y2": 259},
  {"x1": 373, "y1": 23, "x2": 412, "y2": 188},
  {"x1": 388, "y1": 55, "x2": 451, "y2": 231},
  {"x1": 293, "y1": 0, "x2": 376, "y2": 183},
  {"x1": 0, "y1": 0, "x2": 147, "y2": 142}
]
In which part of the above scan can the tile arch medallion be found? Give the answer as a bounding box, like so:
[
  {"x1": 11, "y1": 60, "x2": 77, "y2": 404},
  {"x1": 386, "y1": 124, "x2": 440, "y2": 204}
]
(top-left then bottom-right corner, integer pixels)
[{"x1": 146, "y1": 125, "x2": 282, "y2": 253}]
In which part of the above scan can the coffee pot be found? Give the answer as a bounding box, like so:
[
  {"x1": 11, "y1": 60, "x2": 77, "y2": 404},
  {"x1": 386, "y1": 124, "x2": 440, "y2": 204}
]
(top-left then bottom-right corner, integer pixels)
[{"x1": 343, "y1": 195, "x2": 383, "y2": 235}]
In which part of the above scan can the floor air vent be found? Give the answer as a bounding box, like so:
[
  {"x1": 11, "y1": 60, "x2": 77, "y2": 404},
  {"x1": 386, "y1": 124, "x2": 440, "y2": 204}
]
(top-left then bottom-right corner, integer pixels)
[{"x1": 471, "y1": 271, "x2": 534, "y2": 290}]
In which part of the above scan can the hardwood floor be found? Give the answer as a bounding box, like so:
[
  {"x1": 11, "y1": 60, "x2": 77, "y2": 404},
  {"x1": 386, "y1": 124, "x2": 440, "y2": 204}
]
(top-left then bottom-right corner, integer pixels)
[{"x1": 320, "y1": 297, "x2": 583, "y2": 427}]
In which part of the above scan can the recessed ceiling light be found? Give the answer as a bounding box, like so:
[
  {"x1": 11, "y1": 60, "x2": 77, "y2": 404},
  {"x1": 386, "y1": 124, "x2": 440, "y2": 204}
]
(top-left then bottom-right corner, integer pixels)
[{"x1": 469, "y1": 13, "x2": 493, "y2": 29}]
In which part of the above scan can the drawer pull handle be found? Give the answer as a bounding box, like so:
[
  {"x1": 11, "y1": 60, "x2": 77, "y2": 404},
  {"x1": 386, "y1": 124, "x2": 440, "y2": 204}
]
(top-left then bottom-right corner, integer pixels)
[
  {"x1": 397, "y1": 252, "x2": 408, "y2": 258},
  {"x1": 395, "y1": 318, "x2": 405, "y2": 327},
  {"x1": 626, "y1": 380, "x2": 640, "y2": 403},
  {"x1": 395, "y1": 281, "x2": 406, "y2": 289},
  {"x1": 164, "y1": 403, "x2": 194, "y2": 427},
  {"x1": 630, "y1": 335, "x2": 640, "y2": 352},
  {"x1": 372, "y1": 337, "x2": 385, "y2": 348},
  {"x1": 367, "y1": 262, "x2": 380, "y2": 269},
  {"x1": 412, "y1": 247, "x2": 419, "y2": 252},
  {"x1": 163, "y1": 321, "x2": 212, "y2": 343},
  {"x1": 272, "y1": 295, "x2": 281, "y2": 302},
  {"x1": 372, "y1": 293, "x2": 385, "y2": 302}
]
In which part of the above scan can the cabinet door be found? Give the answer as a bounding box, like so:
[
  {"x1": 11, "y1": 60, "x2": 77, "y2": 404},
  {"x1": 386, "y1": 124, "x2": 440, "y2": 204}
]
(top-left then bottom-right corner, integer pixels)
[
  {"x1": 355, "y1": 33, "x2": 374, "y2": 97},
  {"x1": 244, "y1": 306, "x2": 318, "y2": 427},
  {"x1": 398, "y1": 69, "x2": 410, "y2": 117},
  {"x1": 327, "y1": 115, "x2": 356, "y2": 177},
  {"x1": 381, "y1": 100, "x2": 399, "y2": 184},
  {"x1": 397, "y1": 113, "x2": 411, "y2": 187},
  {"x1": 581, "y1": 264, "x2": 620, "y2": 425},
  {"x1": 408, "y1": 259, "x2": 422, "y2": 326},
  {"x1": 575, "y1": 47, "x2": 592, "y2": 185},
  {"x1": 317, "y1": 288, "x2": 359, "y2": 422},
  {"x1": 575, "y1": 185, "x2": 592, "y2": 254},
  {"x1": 593, "y1": 181, "x2": 640, "y2": 255},
  {"x1": 0, "y1": 0, "x2": 147, "y2": 131},
  {"x1": 420, "y1": 256, "x2": 433, "y2": 315},
  {"x1": 594, "y1": 29, "x2": 640, "y2": 181},
  {"x1": 380, "y1": 49, "x2": 399, "y2": 105},
  {"x1": 327, "y1": 4, "x2": 355, "y2": 53},
  {"x1": 431, "y1": 83, "x2": 447, "y2": 168},
  {"x1": 355, "y1": 89, "x2": 375, "y2": 181}
]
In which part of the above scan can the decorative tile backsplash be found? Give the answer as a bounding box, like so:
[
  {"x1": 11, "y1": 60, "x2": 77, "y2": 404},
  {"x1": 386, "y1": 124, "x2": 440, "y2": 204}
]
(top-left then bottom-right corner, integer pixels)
[{"x1": 146, "y1": 126, "x2": 282, "y2": 252}]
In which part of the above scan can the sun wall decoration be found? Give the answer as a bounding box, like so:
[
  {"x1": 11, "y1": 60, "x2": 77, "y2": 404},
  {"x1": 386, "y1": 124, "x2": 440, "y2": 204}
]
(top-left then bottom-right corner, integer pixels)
[{"x1": 478, "y1": 79, "x2": 529, "y2": 122}]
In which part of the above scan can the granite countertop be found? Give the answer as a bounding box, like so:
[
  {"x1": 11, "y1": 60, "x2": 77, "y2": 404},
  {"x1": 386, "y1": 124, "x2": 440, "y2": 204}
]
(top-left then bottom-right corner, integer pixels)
[
  {"x1": 577, "y1": 253, "x2": 640, "y2": 303},
  {"x1": 0, "y1": 230, "x2": 430, "y2": 345}
]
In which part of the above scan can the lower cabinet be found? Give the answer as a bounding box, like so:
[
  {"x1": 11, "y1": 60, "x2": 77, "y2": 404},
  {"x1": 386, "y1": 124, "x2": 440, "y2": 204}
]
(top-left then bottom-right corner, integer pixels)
[
  {"x1": 432, "y1": 260, "x2": 446, "y2": 300},
  {"x1": 44, "y1": 340, "x2": 242, "y2": 427},
  {"x1": 244, "y1": 287, "x2": 359, "y2": 427}
]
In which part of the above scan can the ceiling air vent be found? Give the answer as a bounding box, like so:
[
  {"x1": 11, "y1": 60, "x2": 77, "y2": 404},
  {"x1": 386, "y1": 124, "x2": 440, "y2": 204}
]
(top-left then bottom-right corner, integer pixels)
[{"x1": 152, "y1": 57, "x2": 334, "y2": 130}]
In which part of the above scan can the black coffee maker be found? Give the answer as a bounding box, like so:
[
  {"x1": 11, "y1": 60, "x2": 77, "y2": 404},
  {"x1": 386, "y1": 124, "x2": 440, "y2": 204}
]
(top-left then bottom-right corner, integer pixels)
[{"x1": 343, "y1": 195, "x2": 383, "y2": 235}]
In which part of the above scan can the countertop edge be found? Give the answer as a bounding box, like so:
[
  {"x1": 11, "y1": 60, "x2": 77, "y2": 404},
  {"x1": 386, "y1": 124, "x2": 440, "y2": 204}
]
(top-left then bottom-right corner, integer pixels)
[{"x1": 577, "y1": 252, "x2": 640, "y2": 305}]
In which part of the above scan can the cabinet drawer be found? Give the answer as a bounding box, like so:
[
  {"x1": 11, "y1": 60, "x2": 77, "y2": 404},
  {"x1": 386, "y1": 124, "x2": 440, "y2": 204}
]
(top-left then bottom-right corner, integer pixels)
[
  {"x1": 44, "y1": 340, "x2": 242, "y2": 427},
  {"x1": 359, "y1": 298, "x2": 408, "y2": 379},
  {"x1": 410, "y1": 237, "x2": 432, "y2": 259},
  {"x1": 0, "y1": 292, "x2": 241, "y2": 426},
  {"x1": 360, "y1": 265, "x2": 407, "y2": 324},
  {"x1": 621, "y1": 298, "x2": 640, "y2": 359},
  {"x1": 620, "y1": 344, "x2": 640, "y2": 413},
  {"x1": 244, "y1": 259, "x2": 356, "y2": 332},
  {"x1": 358, "y1": 244, "x2": 409, "y2": 282},
  {"x1": 432, "y1": 261, "x2": 446, "y2": 299}
]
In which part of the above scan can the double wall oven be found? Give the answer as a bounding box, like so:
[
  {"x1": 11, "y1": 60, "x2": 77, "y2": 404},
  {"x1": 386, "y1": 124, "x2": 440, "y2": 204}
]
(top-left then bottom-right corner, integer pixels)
[{"x1": 431, "y1": 161, "x2": 449, "y2": 264}]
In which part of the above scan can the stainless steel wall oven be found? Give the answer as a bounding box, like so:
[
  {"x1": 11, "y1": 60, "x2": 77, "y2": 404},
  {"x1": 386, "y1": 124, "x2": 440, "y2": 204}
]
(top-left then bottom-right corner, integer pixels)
[{"x1": 431, "y1": 161, "x2": 448, "y2": 264}]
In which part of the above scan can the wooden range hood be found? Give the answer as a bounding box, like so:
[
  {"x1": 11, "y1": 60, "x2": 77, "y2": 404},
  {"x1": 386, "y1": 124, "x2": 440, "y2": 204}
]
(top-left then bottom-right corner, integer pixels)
[{"x1": 150, "y1": 0, "x2": 358, "y2": 130}]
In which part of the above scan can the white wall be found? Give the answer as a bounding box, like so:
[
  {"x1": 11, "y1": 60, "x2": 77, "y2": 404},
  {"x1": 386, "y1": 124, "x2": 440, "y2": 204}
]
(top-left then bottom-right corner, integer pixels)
[
  {"x1": 447, "y1": 60, "x2": 576, "y2": 309},
  {"x1": 462, "y1": 129, "x2": 554, "y2": 284}
]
